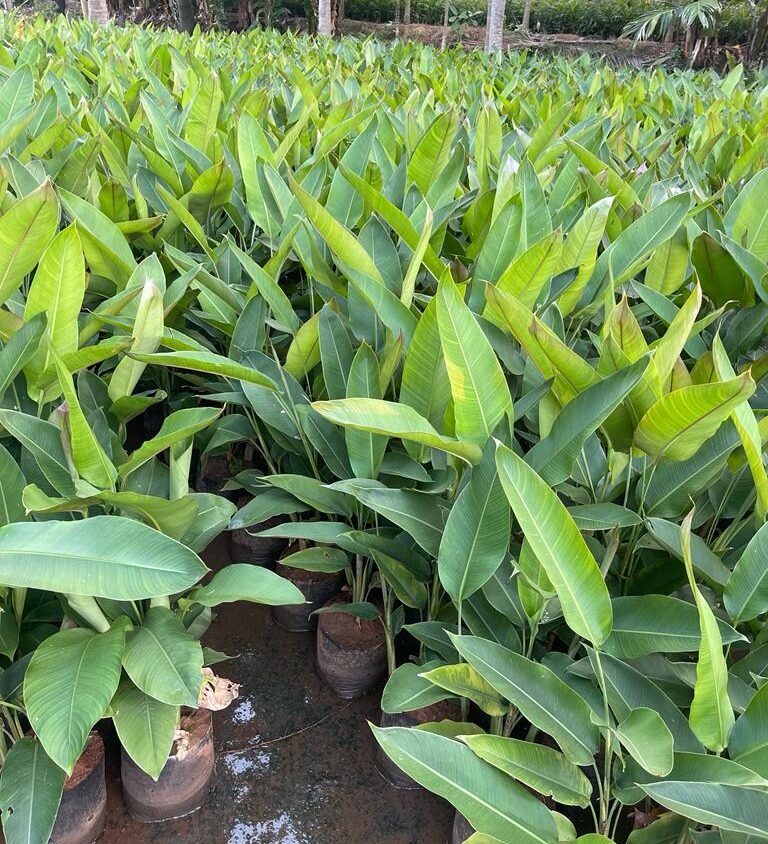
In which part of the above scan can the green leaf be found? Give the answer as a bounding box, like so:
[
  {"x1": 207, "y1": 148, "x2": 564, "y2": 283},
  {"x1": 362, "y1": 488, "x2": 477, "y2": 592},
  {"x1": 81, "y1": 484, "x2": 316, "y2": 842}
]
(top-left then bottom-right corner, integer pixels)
[
  {"x1": 312, "y1": 398, "x2": 482, "y2": 464},
  {"x1": 0, "y1": 312, "x2": 47, "y2": 400},
  {"x1": 0, "y1": 443, "x2": 26, "y2": 526},
  {"x1": 453, "y1": 635, "x2": 599, "y2": 765},
  {"x1": 526, "y1": 358, "x2": 648, "y2": 482},
  {"x1": 381, "y1": 660, "x2": 453, "y2": 714},
  {"x1": 186, "y1": 563, "x2": 306, "y2": 606},
  {"x1": 439, "y1": 441, "x2": 510, "y2": 602},
  {"x1": 59, "y1": 187, "x2": 137, "y2": 286},
  {"x1": 25, "y1": 625, "x2": 125, "y2": 773},
  {"x1": 278, "y1": 546, "x2": 348, "y2": 573},
  {"x1": 496, "y1": 443, "x2": 612, "y2": 645},
  {"x1": 119, "y1": 407, "x2": 222, "y2": 477},
  {"x1": 123, "y1": 606, "x2": 203, "y2": 708},
  {"x1": 422, "y1": 662, "x2": 508, "y2": 717},
  {"x1": 634, "y1": 373, "x2": 755, "y2": 461},
  {"x1": 0, "y1": 737, "x2": 66, "y2": 844},
  {"x1": 54, "y1": 352, "x2": 117, "y2": 489},
  {"x1": 729, "y1": 683, "x2": 768, "y2": 778},
  {"x1": 345, "y1": 343, "x2": 386, "y2": 479},
  {"x1": 639, "y1": 782, "x2": 768, "y2": 839},
  {"x1": 437, "y1": 277, "x2": 512, "y2": 444},
  {"x1": 0, "y1": 179, "x2": 58, "y2": 306},
  {"x1": 616, "y1": 707, "x2": 674, "y2": 776},
  {"x1": 0, "y1": 410, "x2": 75, "y2": 496},
  {"x1": 126, "y1": 350, "x2": 277, "y2": 391},
  {"x1": 604, "y1": 596, "x2": 744, "y2": 659},
  {"x1": 0, "y1": 516, "x2": 207, "y2": 599},
  {"x1": 112, "y1": 680, "x2": 178, "y2": 781},
  {"x1": 23, "y1": 226, "x2": 85, "y2": 396},
  {"x1": 711, "y1": 334, "x2": 768, "y2": 520},
  {"x1": 462, "y1": 734, "x2": 592, "y2": 808},
  {"x1": 342, "y1": 485, "x2": 446, "y2": 556},
  {"x1": 371, "y1": 725, "x2": 558, "y2": 844},
  {"x1": 681, "y1": 511, "x2": 734, "y2": 753},
  {"x1": 723, "y1": 521, "x2": 768, "y2": 623}
]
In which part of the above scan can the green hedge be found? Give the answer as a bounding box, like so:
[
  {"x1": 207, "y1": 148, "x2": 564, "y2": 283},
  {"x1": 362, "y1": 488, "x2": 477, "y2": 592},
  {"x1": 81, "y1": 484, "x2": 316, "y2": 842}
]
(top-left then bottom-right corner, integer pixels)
[{"x1": 285, "y1": 0, "x2": 754, "y2": 42}]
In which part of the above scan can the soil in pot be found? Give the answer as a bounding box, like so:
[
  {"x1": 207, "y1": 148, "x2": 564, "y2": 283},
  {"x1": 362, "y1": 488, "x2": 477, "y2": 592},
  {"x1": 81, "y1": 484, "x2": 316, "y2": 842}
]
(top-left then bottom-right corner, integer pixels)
[
  {"x1": 316, "y1": 595, "x2": 387, "y2": 699},
  {"x1": 50, "y1": 732, "x2": 107, "y2": 844},
  {"x1": 271, "y1": 553, "x2": 343, "y2": 632},
  {"x1": 451, "y1": 812, "x2": 475, "y2": 844},
  {"x1": 376, "y1": 699, "x2": 462, "y2": 789},
  {"x1": 229, "y1": 501, "x2": 290, "y2": 567},
  {"x1": 121, "y1": 707, "x2": 215, "y2": 823}
]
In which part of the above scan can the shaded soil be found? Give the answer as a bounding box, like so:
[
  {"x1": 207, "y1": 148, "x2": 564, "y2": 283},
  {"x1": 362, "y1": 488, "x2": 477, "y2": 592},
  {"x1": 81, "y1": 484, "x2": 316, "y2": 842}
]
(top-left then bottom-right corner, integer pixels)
[
  {"x1": 317, "y1": 594, "x2": 385, "y2": 649},
  {"x1": 287, "y1": 17, "x2": 675, "y2": 62},
  {"x1": 66, "y1": 733, "x2": 104, "y2": 791},
  {"x1": 99, "y1": 536, "x2": 453, "y2": 843}
]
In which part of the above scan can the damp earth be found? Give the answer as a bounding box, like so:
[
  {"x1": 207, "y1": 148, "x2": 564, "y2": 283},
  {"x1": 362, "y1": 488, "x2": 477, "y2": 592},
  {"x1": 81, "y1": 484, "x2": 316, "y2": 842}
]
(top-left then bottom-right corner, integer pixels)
[{"x1": 99, "y1": 537, "x2": 453, "y2": 844}]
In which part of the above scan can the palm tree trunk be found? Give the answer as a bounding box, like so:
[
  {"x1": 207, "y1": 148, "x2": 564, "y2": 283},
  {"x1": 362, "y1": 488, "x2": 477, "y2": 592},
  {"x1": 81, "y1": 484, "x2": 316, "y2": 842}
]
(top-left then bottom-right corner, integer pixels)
[
  {"x1": 87, "y1": 0, "x2": 110, "y2": 24},
  {"x1": 486, "y1": 0, "x2": 505, "y2": 50},
  {"x1": 403, "y1": 0, "x2": 410, "y2": 24},
  {"x1": 440, "y1": 0, "x2": 450, "y2": 48},
  {"x1": 177, "y1": 0, "x2": 196, "y2": 31},
  {"x1": 317, "y1": 0, "x2": 332, "y2": 35},
  {"x1": 521, "y1": 0, "x2": 531, "y2": 30}
]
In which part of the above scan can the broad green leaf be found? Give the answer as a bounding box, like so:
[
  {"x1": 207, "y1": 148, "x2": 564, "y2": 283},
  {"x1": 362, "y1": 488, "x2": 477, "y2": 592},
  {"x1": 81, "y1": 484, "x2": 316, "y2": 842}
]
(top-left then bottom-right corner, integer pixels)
[
  {"x1": 729, "y1": 682, "x2": 768, "y2": 778},
  {"x1": 381, "y1": 661, "x2": 452, "y2": 714},
  {"x1": 462, "y1": 734, "x2": 592, "y2": 807},
  {"x1": 371, "y1": 725, "x2": 558, "y2": 844},
  {"x1": 54, "y1": 353, "x2": 117, "y2": 489},
  {"x1": 23, "y1": 226, "x2": 84, "y2": 394},
  {"x1": 453, "y1": 634, "x2": 599, "y2": 765},
  {"x1": 312, "y1": 398, "x2": 482, "y2": 464},
  {"x1": 616, "y1": 707, "x2": 674, "y2": 776},
  {"x1": 0, "y1": 516, "x2": 207, "y2": 599},
  {"x1": 423, "y1": 663, "x2": 508, "y2": 716},
  {"x1": 0, "y1": 179, "x2": 58, "y2": 306},
  {"x1": 25, "y1": 625, "x2": 125, "y2": 773},
  {"x1": 725, "y1": 521, "x2": 768, "y2": 623},
  {"x1": 59, "y1": 187, "x2": 137, "y2": 286},
  {"x1": 526, "y1": 358, "x2": 647, "y2": 482},
  {"x1": 0, "y1": 409, "x2": 75, "y2": 496},
  {"x1": 496, "y1": 444, "x2": 612, "y2": 645},
  {"x1": 119, "y1": 407, "x2": 222, "y2": 477},
  {"x1": 681, "y1": 511, "x2": 734, "y2": 753},
  {"x1": 604, "y1": 596, "x2": 744, "y2": 659},
  {"x1": 185, "y1": 563, "x2": 305, "y2": 607},
  {"x1": 345, "y1": 343, "x2": 386, "y2": 479},
  {"x1": 123, "y1": 606, "x2": 203, "y2": 707},
  {"x1": 439, "y1": 442, "x2": 510, "y2": 602},
  {"x1": 640, "y1": 782, "x2": 768, "y2": 839},
  {"x1": 634, "y1": 374, "x2": 755, "y2": 462},
  {"x1": 437, "y1": 276, "x2": 512, "y2": 444},
  {"x1": 0, "y1": 737, "x2": 65, "y2": 844},
  {"x1": 112, "y1": 680, "x2": 178, "y2": 781},
  {"x1": 127, "y1": 350, "x2": 277, "y2": 391}
]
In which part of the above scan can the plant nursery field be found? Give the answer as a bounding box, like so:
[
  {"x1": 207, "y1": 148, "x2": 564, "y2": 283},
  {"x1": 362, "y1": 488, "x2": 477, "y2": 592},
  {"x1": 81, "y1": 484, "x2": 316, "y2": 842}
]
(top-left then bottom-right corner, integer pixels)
[{"x1": 0, "y1": 14, "x2": 767, "y2": 844}]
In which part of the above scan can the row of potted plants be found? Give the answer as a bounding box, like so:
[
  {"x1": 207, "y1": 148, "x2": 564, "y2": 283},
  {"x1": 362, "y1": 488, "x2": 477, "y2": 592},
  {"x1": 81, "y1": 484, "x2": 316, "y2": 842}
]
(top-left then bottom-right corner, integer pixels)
[{"x1": 1, "y1": 14, "x2": 768, "y2": 844}]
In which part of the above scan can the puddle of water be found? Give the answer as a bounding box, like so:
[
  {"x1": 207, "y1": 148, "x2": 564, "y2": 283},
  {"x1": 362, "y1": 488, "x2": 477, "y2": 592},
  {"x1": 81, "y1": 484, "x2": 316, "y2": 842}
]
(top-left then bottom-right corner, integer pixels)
[
  {"x1": 232, "y1": 698, "x2": 257, "y2": 724},
  {"x1": 228, "y1": 813, "x2": 310, "y2": 844}
]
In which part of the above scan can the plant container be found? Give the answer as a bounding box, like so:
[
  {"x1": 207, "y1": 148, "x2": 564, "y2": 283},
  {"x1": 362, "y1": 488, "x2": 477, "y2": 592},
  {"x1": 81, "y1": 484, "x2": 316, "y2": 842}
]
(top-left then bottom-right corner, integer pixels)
[
  {"x1": 316, "y1": 595, "x2": 387, "y2": 699},
  {"x1": 50, "y1": 732, "x2": 107, "y2": 844},
  {"x1": 121, "y1": 708, "x2": 214, "y2": 823}
]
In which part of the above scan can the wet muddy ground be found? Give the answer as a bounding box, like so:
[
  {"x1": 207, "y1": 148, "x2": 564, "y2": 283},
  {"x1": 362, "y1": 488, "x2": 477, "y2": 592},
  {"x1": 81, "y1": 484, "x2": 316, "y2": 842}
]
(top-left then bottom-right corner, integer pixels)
[{"x1": 99, "y1": 537, "x2": 453, "y2": 844}]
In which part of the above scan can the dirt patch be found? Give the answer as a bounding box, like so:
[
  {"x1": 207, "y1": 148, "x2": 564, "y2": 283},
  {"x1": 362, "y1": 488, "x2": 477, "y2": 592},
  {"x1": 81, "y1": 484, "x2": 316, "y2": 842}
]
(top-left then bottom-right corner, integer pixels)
[
  {"x1": 288, "y1": 17, "x2": 674, "y2": 62},
  {"x1": 317, "y1": 594, "x2": 384, "y2": 649}
]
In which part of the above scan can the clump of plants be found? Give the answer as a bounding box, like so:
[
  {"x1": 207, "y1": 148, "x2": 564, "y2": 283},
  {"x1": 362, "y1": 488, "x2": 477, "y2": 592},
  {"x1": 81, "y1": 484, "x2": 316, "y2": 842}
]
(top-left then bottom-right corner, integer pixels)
[{"x1": 0, "y1": 14, "x2": 766, "y2": 844}]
